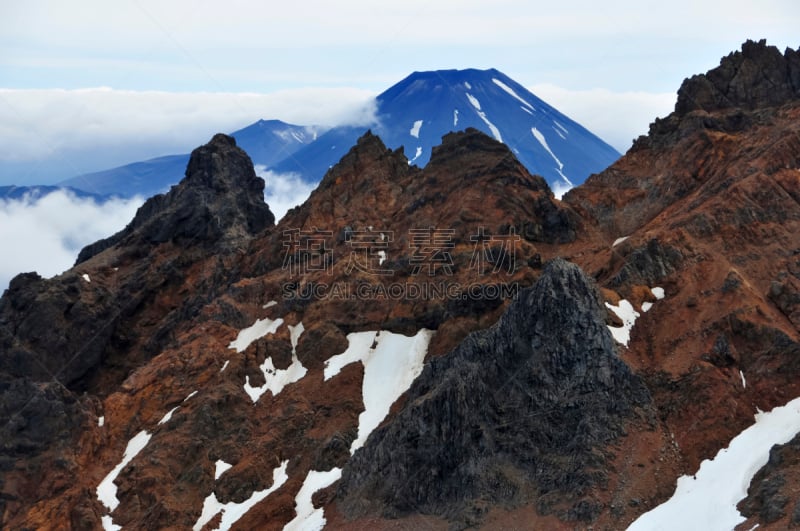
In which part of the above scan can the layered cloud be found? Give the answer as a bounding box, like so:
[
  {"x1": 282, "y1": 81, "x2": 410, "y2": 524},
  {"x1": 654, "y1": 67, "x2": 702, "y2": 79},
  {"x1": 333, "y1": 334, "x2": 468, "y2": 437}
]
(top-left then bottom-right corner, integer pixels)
[
  {"x1": 0, "y1": 191, "x2": 143, "y2": 292},
  {"x1": 0, "y1": 87, "x2": 377, "y2": 183}
]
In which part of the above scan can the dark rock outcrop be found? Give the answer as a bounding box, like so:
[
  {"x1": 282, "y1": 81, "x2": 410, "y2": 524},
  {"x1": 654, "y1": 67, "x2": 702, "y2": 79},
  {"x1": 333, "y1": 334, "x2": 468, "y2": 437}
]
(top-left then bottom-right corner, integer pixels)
[
  {"x1": 0, "y1": 271, "x2": 119, "y2": 386},
  {"x1": 337, "y1": 259, "x2": 651, "y2": 525},
  {"x1": 676, "y1": 39, "x2": 800, "y2": 115},
  {"x1": 610, "y1": 239, "x2": 684, "y2": 287},
  {"x1": 0, "y1": 135, "x2": 273, "y2": 393},
  {"x1": 76, "y1": 134, "x2": 274, "y2": 264},
  {"x1": 739, "y1": 432, "x2": 800, "y2": 526}
]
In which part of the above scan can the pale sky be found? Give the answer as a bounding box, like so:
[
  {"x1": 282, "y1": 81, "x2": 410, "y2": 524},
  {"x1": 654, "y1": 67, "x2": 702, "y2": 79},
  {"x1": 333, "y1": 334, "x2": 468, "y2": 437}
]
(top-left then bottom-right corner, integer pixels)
[{"x1": 1, "y1": 0, "x2": 798, "y2": 184}]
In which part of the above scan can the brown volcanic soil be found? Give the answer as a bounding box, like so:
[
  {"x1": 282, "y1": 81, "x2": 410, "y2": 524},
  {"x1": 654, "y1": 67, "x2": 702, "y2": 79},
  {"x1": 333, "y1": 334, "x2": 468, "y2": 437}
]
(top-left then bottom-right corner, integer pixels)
[{"x1": 1, "y1": 39, "x2": 800, "y2": 531}]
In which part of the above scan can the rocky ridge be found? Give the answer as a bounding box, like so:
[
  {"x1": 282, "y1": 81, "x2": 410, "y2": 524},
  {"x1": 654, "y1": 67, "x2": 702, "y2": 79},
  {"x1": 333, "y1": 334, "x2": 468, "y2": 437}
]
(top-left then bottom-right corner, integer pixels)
[
  {"x1": 0, "y1": 39, "x2": 798, "y2": 530},
  {"x1": 337, "y1": 259, "x2": 652, "y2": 525}
]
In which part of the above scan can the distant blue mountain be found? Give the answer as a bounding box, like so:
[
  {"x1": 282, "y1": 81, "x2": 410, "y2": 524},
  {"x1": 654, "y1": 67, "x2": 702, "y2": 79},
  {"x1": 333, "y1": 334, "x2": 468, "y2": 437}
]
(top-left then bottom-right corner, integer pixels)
[
  {"x1": 54, "y1": 69, "x2": 620, "y2": 200},
  {"x1": 57, "y1": 120, "x2": 316, "y2": 199},
  {"x1": 274, "y1": 68, "x2": 621, "y2": 193},
  {"x1": 58, "y1": 154, "x2": 189, "y2": 198}
]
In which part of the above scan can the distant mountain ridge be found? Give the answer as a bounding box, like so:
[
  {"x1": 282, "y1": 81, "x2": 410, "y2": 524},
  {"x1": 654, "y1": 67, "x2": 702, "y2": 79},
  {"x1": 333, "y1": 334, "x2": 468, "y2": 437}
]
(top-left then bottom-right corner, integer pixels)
[
  {"x1": 47, "y1": 69, "x2": 619, "y2": 200},
  {"x1": 55, "y1": 120, "x2": 316, "y2": 199}
]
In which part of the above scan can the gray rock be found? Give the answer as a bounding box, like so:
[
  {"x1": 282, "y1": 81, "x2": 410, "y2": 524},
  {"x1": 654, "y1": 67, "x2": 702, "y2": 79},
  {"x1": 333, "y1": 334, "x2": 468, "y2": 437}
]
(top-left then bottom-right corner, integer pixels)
[
  {"x1": 676, "y1": 39, "x2": 800, "y2": 114},
  {"x1": 76, "y1": 133, "x2": 275, "y2": 264},
  {"x1": 337, "y1": 258, "x2": 651, "y2": 525}
]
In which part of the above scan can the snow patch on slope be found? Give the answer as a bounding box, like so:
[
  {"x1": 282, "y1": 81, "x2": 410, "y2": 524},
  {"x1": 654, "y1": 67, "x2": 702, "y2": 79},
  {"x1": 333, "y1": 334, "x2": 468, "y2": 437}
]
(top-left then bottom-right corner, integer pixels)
[
  {"x1": 409, "y1": 119, "x2": 423, "y2": 138},
  {"x1": 97, "y1": 430, "x2": 153, "y2": 511},
  {"x1": 465, "y1": 92, "x2": 482, "y2": 110},
  {"x1": 101, "y1": 515, "x2": 121, "y2": 531},
  {"x1": 193, "y1": 460, "x2": 289, "y2": 531},
  {"x1": 215, "y1": 460, "x2": 233, "y2": 480},
  {"x1": 605, "y1": 300, "x2": 639, "y2": 347},
  {"x1": 607, "y1": 287, "x2": 665, "y2": 346},
  {"x1": 324, "y1": 332, "x2": 377, "y2": 381},
  {"x1": 229, "y1": 316, "x2": 284, "y2": 353},
  {"x1": 158, "y1": 406, "x2": 180, "y2": 425},
  {"x1": 492, "y1": 78, "x2": 535, "y2": 110},
  {"x1": 531, "y1": 126, "x2": 570, "y2": 184},
  {"x1": 324, "y1": 329, "x2": 433, "y2": 453},
  {"x1": 629, "y1": 397, "x2": 800, "y2": 531},
  {"x1": 466, "y1": 93, "x2": 502, "y2": 142},
  {"x1": 243, "y1": 322, "x2": 307, "y2": 403},
  {"x1": 283, "y1": 468, "x2": 343, "y2": 531}
]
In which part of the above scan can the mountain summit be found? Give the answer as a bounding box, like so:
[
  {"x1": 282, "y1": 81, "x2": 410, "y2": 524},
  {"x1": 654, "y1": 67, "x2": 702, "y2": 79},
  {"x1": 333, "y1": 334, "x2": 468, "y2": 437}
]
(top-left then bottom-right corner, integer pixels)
[{"x1": 274, "y1": 68, "x2": 620, "y2": 194}]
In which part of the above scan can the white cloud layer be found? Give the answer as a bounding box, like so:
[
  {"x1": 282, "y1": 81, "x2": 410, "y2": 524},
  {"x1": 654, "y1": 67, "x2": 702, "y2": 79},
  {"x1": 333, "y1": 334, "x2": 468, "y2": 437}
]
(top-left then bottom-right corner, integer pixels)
[
  {"x1": 0, "y1": 191, "x2": 143, "y2": 292},
  {"x1": 0, "y1": 170, "x2": 317, "y2": 292},
  {"x1": 0, "y1": 87, "x2": 377, "y2": 183},
  {"x1": 255, "y1": 166, "x2": 316, "y2": 222}
]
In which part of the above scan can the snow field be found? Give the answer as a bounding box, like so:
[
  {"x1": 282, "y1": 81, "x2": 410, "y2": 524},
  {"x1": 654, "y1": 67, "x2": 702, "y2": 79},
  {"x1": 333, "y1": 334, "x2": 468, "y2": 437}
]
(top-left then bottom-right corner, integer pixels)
[
  {"x1": 629, "y1": 397, "x2": 800, "y2": 530},
  {"x1": 103, "y1": 309, "x2": 434, "y2": 529},
  {"x1": 324, "y1": 329, "x2": 434, "y2": 453}
]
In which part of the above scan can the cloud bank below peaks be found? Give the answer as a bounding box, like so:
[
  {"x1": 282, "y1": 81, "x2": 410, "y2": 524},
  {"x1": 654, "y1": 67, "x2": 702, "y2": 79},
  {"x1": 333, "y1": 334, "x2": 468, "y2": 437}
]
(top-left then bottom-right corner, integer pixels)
[
  {"x1": 255, "y1": 166, "x2": 316, "y2": 222},
  {"x1": 0, "y1": 190, "x2": 143, "y2": 292}
]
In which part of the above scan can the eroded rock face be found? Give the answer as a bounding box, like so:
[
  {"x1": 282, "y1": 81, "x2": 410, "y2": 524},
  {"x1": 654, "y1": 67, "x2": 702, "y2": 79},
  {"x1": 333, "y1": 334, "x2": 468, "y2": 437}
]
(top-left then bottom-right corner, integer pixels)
[
  {"x1": 337, "y1": 259, "x2": 651, "y2": 526},
  {"x1": 2, "y1": 41, "x2": 800, "y2": 530},
  {"x1": 0, "y1": 135, "x2": 279, "y2": 528},
  {"x1": 76, "y1": 133, "x2": 274, "y2": 263},
  {"x1": 676, "y1": 39, "x2": 800, "y2": 114},
  {"x1": 739, "y1": 433, "x2": 800, "y2": 528}
]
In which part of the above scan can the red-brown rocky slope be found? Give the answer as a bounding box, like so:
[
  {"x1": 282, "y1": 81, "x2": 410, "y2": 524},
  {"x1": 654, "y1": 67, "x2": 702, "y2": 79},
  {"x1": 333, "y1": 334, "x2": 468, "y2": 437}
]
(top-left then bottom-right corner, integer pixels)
[
  {"x1": 0, "y1": 126, "x2": 583, "y2": 529},
  {"x1": 559, "y1": 38, "x2": 800, "y2": 528},
  {"x1": 0, "y1": 39, "x2": 799, "y2": 531}
]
